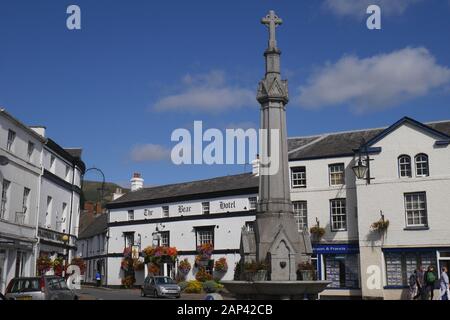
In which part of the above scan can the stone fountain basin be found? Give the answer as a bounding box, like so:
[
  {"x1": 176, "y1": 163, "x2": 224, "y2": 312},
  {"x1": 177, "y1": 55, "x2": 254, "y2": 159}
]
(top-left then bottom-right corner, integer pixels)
[{"x1": 221, "y1": 281, "x2": 331, "y2": 300}]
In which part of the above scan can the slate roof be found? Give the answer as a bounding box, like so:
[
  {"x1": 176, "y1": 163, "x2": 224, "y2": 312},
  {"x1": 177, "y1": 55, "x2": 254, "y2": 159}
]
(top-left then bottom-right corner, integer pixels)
[
  {"x1": 107, "y1": 173, "x2": 259, "y2": 208},
  {"x1": 65, "y1": 148, "x2": 83, "y2": 159},
  {"x1": 106, "y1": 118, "x2": 450, "y2": 209},
  {"x1": 78, "y1": 213, "x2": 107, "y2": 239}
]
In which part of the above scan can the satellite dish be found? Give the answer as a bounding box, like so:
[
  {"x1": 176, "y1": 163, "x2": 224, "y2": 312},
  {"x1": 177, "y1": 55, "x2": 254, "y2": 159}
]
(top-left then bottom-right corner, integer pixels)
[{"x1": 0, "y1": 156, "x2": 9, "y2": 166}]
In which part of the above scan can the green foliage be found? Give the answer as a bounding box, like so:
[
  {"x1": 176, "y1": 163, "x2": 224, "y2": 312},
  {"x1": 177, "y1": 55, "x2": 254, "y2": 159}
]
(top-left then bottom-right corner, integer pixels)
[
  {"x1": 184, "y1": 280, "x2": 202, "y2": 293},
  {"x1": 178, "y1": 281, "x2": 189, "y2": 291},
  {"x1": 202, "y1": 280, "x2": 224, "y2": 293}
]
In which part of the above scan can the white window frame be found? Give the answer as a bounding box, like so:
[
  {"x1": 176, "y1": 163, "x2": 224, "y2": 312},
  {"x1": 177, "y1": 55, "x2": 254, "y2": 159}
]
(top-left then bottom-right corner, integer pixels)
[
  {"x1": 404, "y1": 192, "x2": 428, "y2": 228},
  {"x1": 0, "y1": 180, "x2": 11, "y2": 220},
  {"x1": 27, "y1": 141, "x2": 34, "y2": 162},
  {"x1": 160, "y1": 231, "x2": 170, "y2": 247},
  {"x1": 291, "y1": 167, "x2": 306, "y2": 188},
  {"x1": 162, "y1": 206, "x2": 169, "y2": 217},
  {"x1": 128, "y1": 210, "x2": 134, "y2": 221},
  {"x1": 414, "y1": 154, "x2": 429, "y2": 177},
  {"x1": 6, "y1": 130, "x2": 15, "y2": 152},
  {"x1": 196, "y1": 229, "x2": 214, "y2": 246},
  {"x1": 293, "y1": 201, "x2": 308, "y2": 231},
  {"x1": 330, "y1": 199, "x2": 347, "y2": 231},
  {"x1": 398, "y1": 155, "x2": 412, "y2": 178},
  {"x1": 202, "y1": 202, "x2": 210, "y2": 215},
  {"x1": 45, "y1": 196, "x2": 53, "y2": 228},
  {"x1": 248, "y1": 197, "x2": 257, "y2": 211},
  {"x1": 329, "y1": 163, "x2": 345, "y2": 186},
  {"x1": 50, "y1": 155, "x2": 56, "y2": 173}
]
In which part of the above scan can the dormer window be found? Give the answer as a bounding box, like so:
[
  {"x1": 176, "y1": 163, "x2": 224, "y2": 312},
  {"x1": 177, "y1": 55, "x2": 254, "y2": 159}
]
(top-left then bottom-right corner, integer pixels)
[
  {"x1": 415, "y1": 154, "x2": 429, "y2": 177},
  {"x1": 398, "y1": 155, "x2": 412, "y2": 178}
]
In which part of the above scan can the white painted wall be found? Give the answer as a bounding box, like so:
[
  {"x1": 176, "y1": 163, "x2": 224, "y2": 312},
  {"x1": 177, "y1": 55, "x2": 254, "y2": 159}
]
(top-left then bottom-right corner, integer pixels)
[
  {"x1": 289, "y1": 156, "x2": 359, "y2": 242},
  {"x1": 356, "y1": 123, "x2": 450, "y2": 298}
]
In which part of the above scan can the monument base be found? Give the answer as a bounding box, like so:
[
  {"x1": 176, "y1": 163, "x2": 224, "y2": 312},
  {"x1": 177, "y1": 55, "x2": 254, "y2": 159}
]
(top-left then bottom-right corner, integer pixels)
[{"x1": 221, "y1": 281, "x2": 331, "y2": 300}]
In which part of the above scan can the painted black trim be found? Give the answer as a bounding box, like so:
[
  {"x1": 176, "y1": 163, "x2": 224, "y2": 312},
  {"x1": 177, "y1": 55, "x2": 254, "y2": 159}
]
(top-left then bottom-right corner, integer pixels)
[
  {"x1": 108, "y1": 210, "x2": 256, "y2": 227},
  {"x1": 383, "y1": 285, "x2": 408, "y2": 290},
  {"x1": 106, "y1": 187, "x2": 258, "y2": 209},
  {"x1": 105, "y1": 249, "x2": 240, "y2": 258},
  {"x1": 364, "y1": 117, "x2": 450, "y2": 148},
  {"x1": 43, "y1": 170, "x2": 82, "y2": 194},
  {"x1": 435, "y1": 140, "x2": 450, "y2": 146},
  {"x1": 81, "y1": 254, "x2": 108, "y2": 261},
  {"x1": 403, "y1": 227, "x2": 430, "y2": 231},
  {"x1": 46, "y1": 138, "x2": 86, "y2": 173},
  {"x1": 39, "y1": 239, "x2": 77, "y2": 250}
]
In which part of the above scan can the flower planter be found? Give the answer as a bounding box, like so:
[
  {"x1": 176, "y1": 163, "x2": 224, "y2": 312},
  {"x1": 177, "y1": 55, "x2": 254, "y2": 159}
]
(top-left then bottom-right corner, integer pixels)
[
  {"x1": 243, "y1": 270, "x2": 267, "y2": 281},
  {"x1": 196, "y1": 259, "x2": 210, "y2": 267},
  {"x1": 299, "y1": 270, "x2": 314, "y2": 281}
]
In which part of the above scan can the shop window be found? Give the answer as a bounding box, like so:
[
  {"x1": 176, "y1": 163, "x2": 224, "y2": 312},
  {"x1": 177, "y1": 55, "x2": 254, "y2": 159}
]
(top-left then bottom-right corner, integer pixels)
[
  {"x1": 324, "y1": 254, "x2": 360, "y2": 289},
  {"x1": 385, "y1": 251, "x2": 437, "y2": 286}
]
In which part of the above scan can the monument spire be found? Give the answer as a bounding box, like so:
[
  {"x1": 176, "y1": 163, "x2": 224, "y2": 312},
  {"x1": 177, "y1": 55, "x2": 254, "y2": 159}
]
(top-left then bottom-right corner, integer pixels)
[
  {"x1": 254, "y1": 10, "x2": 311, "y2": 281},
  {"x1": 261, "y1": 10, "x2": 283, "y2": 50}
]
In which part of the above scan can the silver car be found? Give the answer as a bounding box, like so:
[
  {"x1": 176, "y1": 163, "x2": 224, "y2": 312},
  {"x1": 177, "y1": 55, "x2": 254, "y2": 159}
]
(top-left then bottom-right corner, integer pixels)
[
  {"x1": 141, "y1": 276, "x2": 181, "y2": 298},
  {"x1": 4, "y1": 276, "x2": 78, "y2": 300}
]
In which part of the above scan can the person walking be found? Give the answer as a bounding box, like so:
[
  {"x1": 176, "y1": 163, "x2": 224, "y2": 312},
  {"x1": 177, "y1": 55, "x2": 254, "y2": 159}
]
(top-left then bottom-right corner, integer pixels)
[
  {"x1": 424, "y1": 265, "x2": 438, "y2": 300},
  {"x1": 95, "y1": 271, "x2": 102, "y2": 287},
  {"x1": 415, "y1": 266, "x2": 425, "y2": 300},
  {"x1": 440, "y1": 267, "x2": 449, "y2": 301},
  {"x1": 408, "y1": 270, "x2": 418, "y2": 300}
]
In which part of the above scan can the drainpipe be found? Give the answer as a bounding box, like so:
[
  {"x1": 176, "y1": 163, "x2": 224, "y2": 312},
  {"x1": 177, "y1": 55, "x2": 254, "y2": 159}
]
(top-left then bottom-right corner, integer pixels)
[
  {"x1": 33, "y1": 144, "x2": 45, "y2": 276},
  {"x1": 67, "y1": 163, "x2": 77, "y2": 262}
]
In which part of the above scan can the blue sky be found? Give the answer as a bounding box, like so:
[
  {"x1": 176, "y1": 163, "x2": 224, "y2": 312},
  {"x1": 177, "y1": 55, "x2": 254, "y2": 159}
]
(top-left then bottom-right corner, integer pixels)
[{"x1": 0, "y1": 0, "x2": 449, "y2": 187}]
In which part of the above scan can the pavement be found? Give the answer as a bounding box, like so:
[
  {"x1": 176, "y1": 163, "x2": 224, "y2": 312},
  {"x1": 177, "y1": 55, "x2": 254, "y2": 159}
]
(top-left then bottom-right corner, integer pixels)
[{"x1": 75, "y1": 286, "x2": 216, "y2": 300}]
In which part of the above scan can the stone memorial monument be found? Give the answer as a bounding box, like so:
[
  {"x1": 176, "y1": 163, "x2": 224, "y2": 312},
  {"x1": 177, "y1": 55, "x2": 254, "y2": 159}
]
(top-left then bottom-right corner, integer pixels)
[{"x1": 223, "y1": 10, "x2": 330, "y2": 299}]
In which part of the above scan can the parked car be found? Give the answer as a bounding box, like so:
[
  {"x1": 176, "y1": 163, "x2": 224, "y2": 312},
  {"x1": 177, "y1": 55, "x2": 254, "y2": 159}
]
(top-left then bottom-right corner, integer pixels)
[
  {"x1": 141, "y1": 276, "x2": 181, "y2": 298},
  {"x1": 4, "y1": 276, "x2": 78, "y2": 300}
]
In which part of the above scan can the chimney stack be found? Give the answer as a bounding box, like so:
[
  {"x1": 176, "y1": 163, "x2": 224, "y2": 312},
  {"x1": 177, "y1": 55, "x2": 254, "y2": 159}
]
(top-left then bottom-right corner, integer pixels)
[
  {"x1": 112, "y1": 187, "x2": 125, "y2": 200},
  {"x1": 130, "y1": 173, "x2": 144, "y2": 192}
]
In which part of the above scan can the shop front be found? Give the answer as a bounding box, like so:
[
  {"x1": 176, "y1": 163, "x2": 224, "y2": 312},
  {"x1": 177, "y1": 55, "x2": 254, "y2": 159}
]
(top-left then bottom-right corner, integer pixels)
[
  {"x1": 313, "y1": 243, "x2": 362, "y2": 299},
  {"x1": 383, "y1": 247, "x2": 450, "y2": 289}
]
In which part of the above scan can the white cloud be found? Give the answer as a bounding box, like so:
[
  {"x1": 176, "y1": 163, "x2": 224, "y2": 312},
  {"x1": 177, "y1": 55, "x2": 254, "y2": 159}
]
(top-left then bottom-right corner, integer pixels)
[
  {"x1": 130, "y1": 144, "x2": 170, "y2": 162},
  {"x1": 153, "y1": 70, "x2": 255, "y2": 113},
  {"x1": 323, "y1": 0, "x2": 422, "y2": 18},
  {"x1": 296, "y1": 47, "x2": 450, "y2": 112}
]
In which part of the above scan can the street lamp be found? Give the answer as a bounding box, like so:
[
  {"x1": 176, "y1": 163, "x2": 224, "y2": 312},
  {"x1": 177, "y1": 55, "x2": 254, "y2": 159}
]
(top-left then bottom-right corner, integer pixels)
[{"x1": 352, "y1": 139, "x2": 373, "y2": 184}]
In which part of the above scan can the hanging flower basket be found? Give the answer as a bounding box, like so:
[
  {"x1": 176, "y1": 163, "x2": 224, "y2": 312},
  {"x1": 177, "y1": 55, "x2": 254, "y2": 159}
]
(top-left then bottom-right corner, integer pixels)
[
  {"x1": 147, "y1": 263, "x2": 160, "y2": 275},
  {"x1": 310, "y1": 226, "x2": 326, "y2": 239},
  {"x1": 37, "y1": 255, "x2": 52, "y2": 275},
  {"x1": 197, "y1": 243, "x2": 213, "y2": 260},
  {"x1": 214, "y1": 257, "x2": 228, "y2": 273},
  {"x1": 371, "y1": 219, "x2": 390, "y2": 232},
  {"x1": 142, "y1": 246, "x2": 178, "y2": 265},
  {"x1": 178, "y1": 259, "x2": 192, "y2": 274},
  {"x1": 133, "y1": 259, "x2": 145, "y2": 271}
]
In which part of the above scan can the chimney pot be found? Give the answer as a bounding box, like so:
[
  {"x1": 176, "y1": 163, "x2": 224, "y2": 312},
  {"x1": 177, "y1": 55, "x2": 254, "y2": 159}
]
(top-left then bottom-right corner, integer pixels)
[{"x1": 130, "y1": 173, "x2": 144, "y2": 192}]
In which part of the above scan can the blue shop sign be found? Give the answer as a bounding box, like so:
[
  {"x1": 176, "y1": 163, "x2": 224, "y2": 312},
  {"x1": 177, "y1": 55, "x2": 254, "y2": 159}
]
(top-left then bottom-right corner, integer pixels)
[{"x1": 313, "y1": 244, "x2": 360, "y2": 254}]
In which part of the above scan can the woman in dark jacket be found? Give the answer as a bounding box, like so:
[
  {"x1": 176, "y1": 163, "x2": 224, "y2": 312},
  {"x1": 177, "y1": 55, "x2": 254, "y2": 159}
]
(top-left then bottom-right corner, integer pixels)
[{"x1": 424, "y1": 265, "x2": 438, "y2": 300}]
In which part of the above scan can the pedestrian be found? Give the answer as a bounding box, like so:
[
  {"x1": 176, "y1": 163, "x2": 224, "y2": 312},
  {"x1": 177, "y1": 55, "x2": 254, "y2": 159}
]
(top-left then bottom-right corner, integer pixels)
[
  {"x1": 440, "y1": 267, "x2": 449, "y2": 301},
  {"x1": 415, "y1": 265, "x2": 425, "y2": 300},
  {"x1": 424, "y1": 265, "x2": 438, "y2": 300},
  {"x1": 95, "y1": 271, "x2": 102, "y2": 287},
  {"x1": 408, "y1": 270, "x2": 418, "y2": 300}
]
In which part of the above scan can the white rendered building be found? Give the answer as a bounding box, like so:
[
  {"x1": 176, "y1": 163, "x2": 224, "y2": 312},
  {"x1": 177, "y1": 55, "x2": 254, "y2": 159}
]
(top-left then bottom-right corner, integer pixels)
[
  {"x1": 105, "y1": 117, "x2": 450, "y2": 299},
  {"x1": 0, "y1": 108, "x2": 85, "y2": 294}
]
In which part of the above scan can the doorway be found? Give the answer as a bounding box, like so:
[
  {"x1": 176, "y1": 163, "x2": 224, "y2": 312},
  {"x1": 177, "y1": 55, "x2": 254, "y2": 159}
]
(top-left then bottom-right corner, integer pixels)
[{"x1": 438, "y1": 251, "x2": 450, "y2": 279}]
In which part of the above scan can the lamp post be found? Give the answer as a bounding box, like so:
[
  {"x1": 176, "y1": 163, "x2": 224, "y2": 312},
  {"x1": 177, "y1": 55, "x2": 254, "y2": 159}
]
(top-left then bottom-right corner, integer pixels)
[
  {"x1": 352, "y1": 139, "x2": 373, "y2": 184},
  {"x1": 61, "y1": 234, "x2": 70, "y2": 277}
]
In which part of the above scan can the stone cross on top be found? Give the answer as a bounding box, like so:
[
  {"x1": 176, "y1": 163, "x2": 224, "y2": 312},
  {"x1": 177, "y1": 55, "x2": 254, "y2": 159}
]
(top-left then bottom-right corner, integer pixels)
[{"x1": 261, "y1": 10, "x2": 283, "y2": 50}]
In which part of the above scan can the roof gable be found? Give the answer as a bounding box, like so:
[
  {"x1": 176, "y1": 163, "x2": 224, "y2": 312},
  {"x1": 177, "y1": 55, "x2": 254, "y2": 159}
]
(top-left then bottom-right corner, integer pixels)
[{"x1": 364, "y1": 117, "x2": 450, "y2": 148}]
